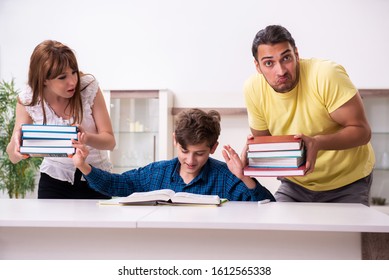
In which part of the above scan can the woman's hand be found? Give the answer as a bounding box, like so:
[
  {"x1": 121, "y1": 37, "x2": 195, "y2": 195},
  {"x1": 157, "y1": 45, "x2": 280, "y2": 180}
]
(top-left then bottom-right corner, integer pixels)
[{"x1": 7, "y1": 125, "x2": 29, "y2": 163}]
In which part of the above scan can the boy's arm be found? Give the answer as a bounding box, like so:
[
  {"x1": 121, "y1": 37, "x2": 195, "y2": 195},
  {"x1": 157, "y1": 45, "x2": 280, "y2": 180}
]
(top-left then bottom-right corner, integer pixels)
[{"x1": 72, "y1": 135, "x2": 144, "y2": 197}]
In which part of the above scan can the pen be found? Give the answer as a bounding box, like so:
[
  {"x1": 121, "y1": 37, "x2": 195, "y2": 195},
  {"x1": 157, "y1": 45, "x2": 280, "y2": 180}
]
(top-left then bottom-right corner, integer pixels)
[{"x1": 258, "y1": 199, "x2": 271, "y2": 204}]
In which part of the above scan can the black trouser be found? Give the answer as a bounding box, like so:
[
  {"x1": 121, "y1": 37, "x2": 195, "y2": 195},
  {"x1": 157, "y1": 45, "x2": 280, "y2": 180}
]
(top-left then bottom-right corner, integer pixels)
[
  {"x1": 275, "y1": 173, "x2": 373, "y2": 206},
  {"x1": 38, "y1": 171, "x2": 111, "y2": 199}
]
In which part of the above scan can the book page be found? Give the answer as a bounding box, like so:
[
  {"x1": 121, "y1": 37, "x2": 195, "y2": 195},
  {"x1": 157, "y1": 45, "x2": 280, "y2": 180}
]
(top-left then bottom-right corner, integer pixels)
[
  {"x1": 119, "y1": 189, "x2": 176, "y2": 203},
  {"x1": 171, "y1": 192, "x2": 220, "y2": 205}
]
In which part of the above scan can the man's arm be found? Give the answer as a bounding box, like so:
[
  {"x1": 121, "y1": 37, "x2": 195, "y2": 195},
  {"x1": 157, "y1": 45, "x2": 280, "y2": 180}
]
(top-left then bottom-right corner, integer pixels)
[
  {"x1": 250, "y1": 128, "x2": 271, "y2": 137},
  {"x1": 314, "y1": 92, "x2": 371, "y2": 149},
  {"x1": 299, "y1": 92, "x2": 371, "y2": 174},
  {"x1": 249, "y1": 93, "x2": 371, "y2": 174}
]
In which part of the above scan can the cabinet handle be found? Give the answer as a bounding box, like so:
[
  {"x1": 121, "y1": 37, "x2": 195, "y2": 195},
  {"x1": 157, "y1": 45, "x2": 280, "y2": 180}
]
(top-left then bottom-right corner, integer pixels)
[{"x1": 153, "y1": 135, "x2": 156, "y2": 162}]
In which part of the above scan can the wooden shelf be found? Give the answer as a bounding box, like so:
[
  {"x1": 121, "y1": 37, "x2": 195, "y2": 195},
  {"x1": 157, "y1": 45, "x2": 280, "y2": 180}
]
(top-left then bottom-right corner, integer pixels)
[
  {"x1": 110, "y1": 90, "x2": 160, "y2": 99},
  {"x1": 171, "y1": 89, "x2": 389, "y2": 116},
  {"x1": 360, "y1": 89, "x2": 389, "y2": 97},
  {"x1": 172, "y1": 107, "x2": 247, "y2": 116}
]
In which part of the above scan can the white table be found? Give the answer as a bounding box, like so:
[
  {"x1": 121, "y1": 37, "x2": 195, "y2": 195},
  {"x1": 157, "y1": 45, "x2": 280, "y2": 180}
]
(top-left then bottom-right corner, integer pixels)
[{"x1": 1, "y1": 199, "x2": 389, "y2": 259}]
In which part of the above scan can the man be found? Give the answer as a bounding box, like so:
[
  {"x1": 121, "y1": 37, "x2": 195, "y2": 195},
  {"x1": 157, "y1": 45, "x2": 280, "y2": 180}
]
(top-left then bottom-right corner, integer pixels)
[
  {"x1": 72, "y1": 108, "x2": 275, "y2": 202},
  {"x1": 244, "y1": 25, "x2": 375, "y2": 205}
]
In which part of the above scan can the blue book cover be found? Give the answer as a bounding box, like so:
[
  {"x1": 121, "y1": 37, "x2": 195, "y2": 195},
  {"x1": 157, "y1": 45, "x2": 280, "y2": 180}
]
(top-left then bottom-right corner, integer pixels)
[
  {"x1": 22, "y1": 131, "x2": 78, "y2": 140},
  {"x1": 21, "y1": 124, "x2": 78, "y2": 133}
]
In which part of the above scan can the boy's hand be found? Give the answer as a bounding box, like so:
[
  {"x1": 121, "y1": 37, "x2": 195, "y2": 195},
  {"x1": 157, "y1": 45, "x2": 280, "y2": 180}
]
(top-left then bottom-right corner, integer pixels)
[
  {"x1": 222, "y1": 144, "x2": 244, "y2": 179},
  {"x1": 72, "y1": 133, "x2": 92, "y2": 175},
  {"x1": 222, "y1": 141, "x2": 257, "y2": 189}
]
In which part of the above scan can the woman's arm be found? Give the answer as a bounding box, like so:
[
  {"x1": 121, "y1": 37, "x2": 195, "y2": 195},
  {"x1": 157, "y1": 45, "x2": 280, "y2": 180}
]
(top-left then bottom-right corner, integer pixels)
[
  {"x1": 6, "y1": 101, "x2": 33, "y2": 163},
  {"x1": 78, "y1": 88, "x2": 116, "y2": 150}
]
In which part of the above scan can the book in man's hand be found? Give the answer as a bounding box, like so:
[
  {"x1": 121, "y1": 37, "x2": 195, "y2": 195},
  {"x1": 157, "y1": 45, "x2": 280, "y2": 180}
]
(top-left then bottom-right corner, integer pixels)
[
  {"x1": 247, "y1": 145, "x2": 305, "y2": 158},
  {"x1": 243, "y1": 165, "x2": 307, "y2": 177},
  {"x1": 245, "y1": 135, "x2": 306, "y2": 177},
  {"x1": 247, "y1": 135, "x2": 303, "y2": 152},
  {"x1": 114, "y1": 189, "x2": 227, "y2": 206},
  {"x1": 248, "y1": 155, "x2": 305, "y2": 168}
]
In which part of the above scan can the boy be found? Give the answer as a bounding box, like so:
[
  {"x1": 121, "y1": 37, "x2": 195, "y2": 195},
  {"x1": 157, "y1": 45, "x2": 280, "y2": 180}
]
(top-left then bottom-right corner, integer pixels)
[{"x1": 73, "y1": 108, "x2": 275, "y2": 201}]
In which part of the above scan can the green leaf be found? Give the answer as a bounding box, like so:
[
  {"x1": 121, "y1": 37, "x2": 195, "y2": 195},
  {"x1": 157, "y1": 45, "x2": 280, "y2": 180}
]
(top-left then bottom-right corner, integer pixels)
[{"x1": 0, "y1": 79, "x2": 42, "y2": 198}]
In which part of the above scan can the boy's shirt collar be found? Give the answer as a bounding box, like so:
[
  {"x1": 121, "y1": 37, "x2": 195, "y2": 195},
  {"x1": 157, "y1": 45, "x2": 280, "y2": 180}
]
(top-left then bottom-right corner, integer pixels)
[{"x1": 171, "y1": 157, "x2": 211, "y2": 186}]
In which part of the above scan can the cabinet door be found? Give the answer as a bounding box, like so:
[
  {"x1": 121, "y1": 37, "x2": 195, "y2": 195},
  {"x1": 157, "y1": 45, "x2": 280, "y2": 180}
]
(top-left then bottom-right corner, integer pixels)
[
  {"x1": 363, "y1": 94, "x2": 389, "y2": 203},
  {"x1": 106, "y1": 90, "x2": 173, "y2": 173}
]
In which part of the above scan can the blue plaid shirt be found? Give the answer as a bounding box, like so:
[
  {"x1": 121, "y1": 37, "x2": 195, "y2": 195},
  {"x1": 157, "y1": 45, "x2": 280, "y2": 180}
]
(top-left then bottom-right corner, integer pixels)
[{"x1": 85, "y1": 157, "x2": 275, "y2": 201}]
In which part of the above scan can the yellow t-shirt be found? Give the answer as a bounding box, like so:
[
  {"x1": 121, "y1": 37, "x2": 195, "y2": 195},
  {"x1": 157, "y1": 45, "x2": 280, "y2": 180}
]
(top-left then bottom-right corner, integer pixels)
[{"x1": 243, "y1": 58, "x2": 375, "y2": 191}]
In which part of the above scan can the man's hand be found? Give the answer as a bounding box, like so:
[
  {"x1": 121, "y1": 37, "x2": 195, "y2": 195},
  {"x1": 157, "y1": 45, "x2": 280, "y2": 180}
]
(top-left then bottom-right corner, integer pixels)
[{"x1": 294, "y1": 133, "x2": 318, "y2": 174}]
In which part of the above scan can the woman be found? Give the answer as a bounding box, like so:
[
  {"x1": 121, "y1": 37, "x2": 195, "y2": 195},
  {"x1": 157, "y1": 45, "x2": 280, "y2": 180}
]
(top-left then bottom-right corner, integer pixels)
[{"x1": 7, "y1": 40, "x2": 115, "y2": 199}]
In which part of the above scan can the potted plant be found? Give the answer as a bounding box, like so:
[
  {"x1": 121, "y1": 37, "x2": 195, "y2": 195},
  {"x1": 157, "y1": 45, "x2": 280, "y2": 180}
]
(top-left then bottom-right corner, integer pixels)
[{"x1": 0, "y1": 79, "x2": 42, "y2": 198}]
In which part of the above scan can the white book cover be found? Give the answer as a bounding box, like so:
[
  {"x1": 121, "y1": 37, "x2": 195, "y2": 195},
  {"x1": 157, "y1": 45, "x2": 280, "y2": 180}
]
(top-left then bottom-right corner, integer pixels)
[
  {"x1": 22, "y1": 138, "x2": 74, "y2": 147},
  {"x1": 20, "y1": 146, "x2": 76, "y2": 155},
  {"x1": 22, "y1": 131, "x2": 78, "y2": 139}
]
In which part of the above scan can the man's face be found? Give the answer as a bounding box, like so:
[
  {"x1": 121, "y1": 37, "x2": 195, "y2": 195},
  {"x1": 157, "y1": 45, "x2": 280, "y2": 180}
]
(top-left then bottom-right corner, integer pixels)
[{"x1": 254, "y1": 41, "x2": 299, "y2": 93}]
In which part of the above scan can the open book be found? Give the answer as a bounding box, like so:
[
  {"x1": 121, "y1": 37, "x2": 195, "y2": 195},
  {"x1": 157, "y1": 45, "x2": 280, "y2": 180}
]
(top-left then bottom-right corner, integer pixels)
[{"x1": 105, "y1": 189, "x2": 227, "y2": 206}]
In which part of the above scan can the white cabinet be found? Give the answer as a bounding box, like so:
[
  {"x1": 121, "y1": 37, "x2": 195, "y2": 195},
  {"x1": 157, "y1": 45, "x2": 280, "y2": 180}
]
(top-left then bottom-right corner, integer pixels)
[
  {"x1": 104, "y1": 90, "x2": 174, "y2": 173},
  {"x1": 362, "y1": 92, "x2": 389, "y2": 204}
]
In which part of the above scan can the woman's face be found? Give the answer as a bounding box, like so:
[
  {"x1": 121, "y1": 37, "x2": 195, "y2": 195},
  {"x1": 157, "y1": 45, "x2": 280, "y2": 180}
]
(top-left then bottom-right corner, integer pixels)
[{"x1": 44, "y1": 67, "x2": 78, "y2": 99}]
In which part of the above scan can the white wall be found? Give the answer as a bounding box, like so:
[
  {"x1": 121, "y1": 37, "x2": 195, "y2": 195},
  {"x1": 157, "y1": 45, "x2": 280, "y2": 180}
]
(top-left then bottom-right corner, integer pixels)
[
  {"x1": 1, "y1": 0, "x2": 389, "y2": 106},
  {"x1": 1, "y1": 0, "x2": 389, "y2": 197}
]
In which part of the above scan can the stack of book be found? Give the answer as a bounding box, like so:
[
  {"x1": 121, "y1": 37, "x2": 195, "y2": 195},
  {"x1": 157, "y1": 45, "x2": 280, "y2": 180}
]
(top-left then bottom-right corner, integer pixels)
[
  {"x1": 20, "y1": 124, "x2": 78, "y2": 157},
  {"x1": 243, "y1": 135, "x2": 307, "y2": 177}
]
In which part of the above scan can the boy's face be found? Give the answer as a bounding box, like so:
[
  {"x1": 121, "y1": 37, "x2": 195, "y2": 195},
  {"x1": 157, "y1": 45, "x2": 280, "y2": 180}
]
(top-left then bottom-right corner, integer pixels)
[{"x1": 175, "y1": 140, "x2": 217, "y2": 180}]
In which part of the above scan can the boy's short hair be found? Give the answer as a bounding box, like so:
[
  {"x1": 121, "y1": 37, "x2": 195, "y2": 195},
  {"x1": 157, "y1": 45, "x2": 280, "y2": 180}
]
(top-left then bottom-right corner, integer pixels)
[{"x1": 174, "y1": 108, "x2": 221, "y2": 149}]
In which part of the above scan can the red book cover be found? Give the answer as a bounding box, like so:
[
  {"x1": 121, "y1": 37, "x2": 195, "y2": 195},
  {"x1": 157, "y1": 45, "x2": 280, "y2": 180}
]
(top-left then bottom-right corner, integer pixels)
[{"x1": 247, "y1": 135, "x2": 303, "y2": 152}]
